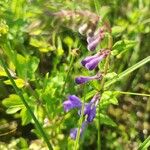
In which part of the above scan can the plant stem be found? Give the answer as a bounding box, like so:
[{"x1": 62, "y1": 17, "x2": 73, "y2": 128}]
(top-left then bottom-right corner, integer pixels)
[
  {"x1": 0, "y1": 58, "x2": 53, "y2": 150},
  {"x1": 74, "y1": 103, "x2": 85, "y2": 150},
  {"x1": 61, "y1": 55, "x2": 74, "y2": 95},
  {"x1": 97, "y1": 34, "x2": 113, "y2": 150},
  {"x1": 117, "y1": 91, "x2": 150, "y2": 97},
  {"x1": 104, "y1": 56, "x2": 150, "y2": 89},
  {"x1": 97, "y1": 103, "x2": 101, "y2": 150},
  {"x1": 74, "y1": 85, "x2": 86, "y2": 150}
]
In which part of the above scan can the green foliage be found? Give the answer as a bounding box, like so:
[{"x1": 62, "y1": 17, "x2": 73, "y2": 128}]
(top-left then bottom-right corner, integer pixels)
[
  {"x1": 100, "y1": 91, "x2": 118, "y2": 108},
  {"x1": 99, "y1": 113, "x2": 117, "y2": 127},
  {"x1": 138, "y1": 136, "x2": 150, "y2": 150},
  {"x1": 2, "y1": 94, "x2": 24, "y2": 114},
  {"x1": 0, "y1": 0, "x2": 149, "y2": 149}
]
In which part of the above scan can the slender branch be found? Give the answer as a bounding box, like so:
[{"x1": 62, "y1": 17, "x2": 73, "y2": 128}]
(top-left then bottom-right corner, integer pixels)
[
  {"x1": 74, "y1": 85, "x2": 86, "y2": 150},
  {"x1": 117, "y1": 91, "x2": 150, "y2": 97},
  {"x1": 104, "y1": 56, "x2": 150, "y2": 89},
  {"x1": 74, "y1": 103, "x2": 85, "y2": 150},
  {"x1": 97, "y1": 34, "x2": 113, "y2": 150},
  {"x1": 61, "y1": 55, "x2": 74, "y2": 95},
  {"x1": 0, "y1": 58, "x2": 53, "y2": 150}
]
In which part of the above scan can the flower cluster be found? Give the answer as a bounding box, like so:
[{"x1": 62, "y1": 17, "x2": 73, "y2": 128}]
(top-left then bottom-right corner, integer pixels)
[{"x1": 63, "y1": 25, "x2": 110, "y2": 140}]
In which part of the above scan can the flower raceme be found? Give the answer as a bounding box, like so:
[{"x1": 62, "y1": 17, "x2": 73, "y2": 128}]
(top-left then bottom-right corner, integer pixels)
[
  {"x1": 87, "y1": 28, "x2": 105, "y2": 51},
  {"x1": 63, "y1": 94, "x2": 100, "y2": 122},
  {"x1": 75, "y1": 72, "x2": 102, "y2": 84},
  {"x1": 63, "y1": 94, "x2": 100, "y2": 139},
  {"x1": 81, "y1": 49, "x2": 110, "y2": 70}
]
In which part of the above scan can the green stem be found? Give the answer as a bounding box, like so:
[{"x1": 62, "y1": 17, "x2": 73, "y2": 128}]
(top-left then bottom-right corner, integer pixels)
[
  {"x1": 74, "y1": 103, "x2": 85, "y2": 150},
  {"x1": 97, "y1": 103, "x2": 101, "y2": 150},
  {"x1": 61, "y1": 55, "x2": 74, "y2": 95},
  {"x1": 97, "y1": 34, "x2": 113, "y2": 150},
  {"x1": 74, "y1": 85, "x2": 86, "y2": 150},
  {"x1": 117, "y1": 91, "x2": 150, "y2": 97},
  {"x1": 104, "y1": 56, "x2": 150, "y2": 89},
  {"x1": 0, "y1": 58, "x2": 53, "y2": 150}
]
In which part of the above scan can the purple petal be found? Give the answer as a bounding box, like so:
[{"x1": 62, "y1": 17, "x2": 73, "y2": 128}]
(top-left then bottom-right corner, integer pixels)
[
  {"x1": 87, "y1": 36, "x2": 101, "y2": 51},
  {"x1": 90, "y1": 93, "x2": 100, "y2": 103},
  {"x1": 70, "y1": 128, "x2": 77, "y2": 140},
  {"x1": 87, "y1": 106, "x2": 96, "y2": 122},
  {"x1": 85, "y1": 55, "x2": 104, "y2": 70},
  {"x1": 75, "y1": 76, "x2": 91, "y2": 84},
  {"x1": 83, "y1": 103, "x2": 96, "y2": 122},
  {"x1": 70, "y1": 121, "x2": 88, "y2": 140},
  {"x1": 63, "y1": 95, "x2": 82, "y2": 112},
  {"x1": 81, "y1": 52, "x2": 100, "y2": 66},
  {"x1": 87, "y1": 28, "x2": 105, "y2": 51}
]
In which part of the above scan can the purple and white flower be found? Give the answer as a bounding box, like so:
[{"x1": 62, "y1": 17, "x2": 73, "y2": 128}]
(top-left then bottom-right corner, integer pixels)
[{"x1": 87, "y1": 28, "x2": 105, "y2": 51}]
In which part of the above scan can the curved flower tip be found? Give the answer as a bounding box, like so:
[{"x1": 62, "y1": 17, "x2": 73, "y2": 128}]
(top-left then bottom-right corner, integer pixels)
[
  {"x1": 87, "y1": 28, "x2": 105, "y2": 51},
  {"x1": 81, "y1": 52, "x2": 100, "y2": 67},
  {"x1": 75, "y1": 73, "x2": 102, "y2": 84},
  {"x1": 81, "y1": 49, "x2": 110, "y2": 70},
  {"x1": 70, "y1": 121, "x2": 88, "y2": 140},
  {"x1": 63, "y1": 95, "x2": 82, "y2": 112}
]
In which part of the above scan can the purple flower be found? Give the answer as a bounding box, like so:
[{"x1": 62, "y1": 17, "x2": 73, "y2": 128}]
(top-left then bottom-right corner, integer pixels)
[
  {"x1": 84, "y1": 94, "x2": 100, "y2": 122},
  {"x1": 84, "y1": 103, "x2": 96, "y2": 122},
  {"x1": 63, "y1": 95, "x2": 82, "y2": 112},
  {"x1": 75, "y1": 73, "x2": 102, "y2": 84},
  {"x1": 87, "y1": 28, "x2": 105, "y2": 51},
  {"x1": 70, "y1": 121, "x2": 88, "y2": 140},
  {"x1": 81, "y1": 52, "x2": 100, "y2": 66},
  {"x1": 78, "y1": 94, "x2": 100, "y2": 122},
  {"x1": 81, "y1": 50, "x2": 110, "y2": 70}
]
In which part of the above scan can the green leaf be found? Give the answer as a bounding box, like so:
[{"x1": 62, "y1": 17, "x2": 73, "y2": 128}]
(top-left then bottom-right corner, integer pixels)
[
  {"x1": 94, "y1": 0, "x2": 101, "y2": 15},
  {"x1": 100, "y1": 91, "x2": 118, "y2": 108},
  {"x1": 20, "y1": 108, "x2": 32, "y2": 125},
  {"x1": 138, "y1": 136, "x2": 150, "y2": 150},
  {"x1": 112, "y1": 26, "x2": 126, "y2": 36},
  {"x1": 2, "y1": 94, "x2": 24, "y2": 114},
  {"x1": 30, "y1": 38, "x2": 54, "y2": 52},
  {"x1": 2, "y1": 94, "x2": 23, "y2": 107},
  {"x1": 57, "y1": 37, "x2": 64, "y2": 56},
  {"x1": 0, "y1": 66, "x2": 7, "y2": 76},
  {"x1": 34, "y1": 105, "x2": 45, "y2": 123},
  {"x1": 105, "y1": 72, "x2": 117, "y2": 80},
  {"x1": 4, "y1": 78, "x2": 25, "y2": 88},
  {"x1": 0, "y1": 19, "x2": 9, "y2": 35},
  {"x1": 26, "y1": 56, "x2": 40, "y2": 80},
  {"x1": 6, "y1": 107, "x2": 22, "y2": 114},
  {"x1": 98, "y1": 113, "x2": 117, "y2": 127},
  {"x1": 112, "y1": 40, "x2": 136, "y2": 56},
  {"x1": 16, "y1": 54, "x2": 27, "y2": 78},
  {"x1": 84, "y1": 90, "x2": 97, "y2": 101}
]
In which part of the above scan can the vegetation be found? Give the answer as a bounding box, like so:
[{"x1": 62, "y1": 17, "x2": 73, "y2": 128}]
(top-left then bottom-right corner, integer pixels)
[{"x1": 0, "y1": 0, "x2": 149, "y2": 149}]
